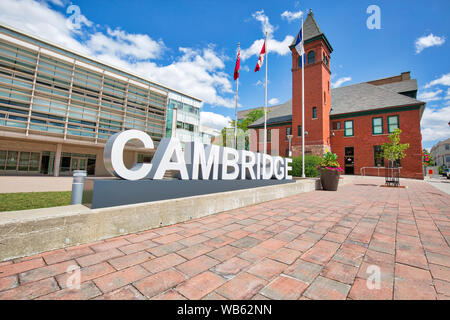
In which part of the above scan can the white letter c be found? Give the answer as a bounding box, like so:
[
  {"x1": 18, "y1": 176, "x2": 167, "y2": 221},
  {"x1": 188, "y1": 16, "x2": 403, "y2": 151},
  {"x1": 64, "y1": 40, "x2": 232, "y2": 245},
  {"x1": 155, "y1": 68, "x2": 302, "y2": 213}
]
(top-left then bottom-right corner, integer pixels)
[{"x1": 104, "y1": 130, "x2": 154, "y2": 181}]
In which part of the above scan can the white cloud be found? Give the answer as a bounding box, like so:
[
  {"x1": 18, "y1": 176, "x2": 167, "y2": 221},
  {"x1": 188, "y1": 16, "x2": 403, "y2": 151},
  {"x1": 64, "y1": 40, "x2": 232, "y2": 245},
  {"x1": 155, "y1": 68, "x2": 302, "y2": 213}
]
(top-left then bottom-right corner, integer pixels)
[
  {"x1": 281, "y1": 10, "x2": 303, "y2": 22},
  {"x1": 241, "y1": 10, "x2": 294, "y2": 60},
  {"x1": 446, "y1": 88, "x2": 450, "y2": 100},
  {"x1": 415, "y1": 33, "x2": 445, "y2": 54},
  {"x1": 331, "y1": 76, "x2": 352, "y2": 88},
  {"x1": 269, "y1": 98, "x2": 279, "y2": 105},
  {"x1": 421, "y1": 105, "x2": 450, "y2": 142},
  {"x1": 241, "y1": 36, "x2": 294, "y2": 60},
  {"x1": 252, "y1": 10, "x2": 276, "y2": 36},
  {"x1": 418, "y1": 89, "x2": 443, "y2": 102},
  {"x1": 0, "y1": 0, "x2": 90, "y2": 54},
  {"x1": 240, "y1": 65, "x2": 250, "y2": 72},
  {"x1": 200, "y1": 111, "x2": 231, "y2": 130},
  {"x1": 47, "y1": 0, "x2": 64, "y2": 6},
  {"x1": 87, "y1": 28, "x2": 165, "y2": 60},
  {"x1": 0, "y1": 0, "x2": 236, "y2": 109},
  {"x1": 424, "y1": 73, "x2": 450, "y2": 88}
]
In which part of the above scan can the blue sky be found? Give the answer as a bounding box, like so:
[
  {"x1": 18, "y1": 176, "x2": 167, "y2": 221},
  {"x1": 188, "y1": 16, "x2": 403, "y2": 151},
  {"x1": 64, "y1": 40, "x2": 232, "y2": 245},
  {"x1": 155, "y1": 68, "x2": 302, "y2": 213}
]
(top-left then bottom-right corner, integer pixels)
[{"x1": 0, "y1": 0, "x2": 449, "y2": 149}]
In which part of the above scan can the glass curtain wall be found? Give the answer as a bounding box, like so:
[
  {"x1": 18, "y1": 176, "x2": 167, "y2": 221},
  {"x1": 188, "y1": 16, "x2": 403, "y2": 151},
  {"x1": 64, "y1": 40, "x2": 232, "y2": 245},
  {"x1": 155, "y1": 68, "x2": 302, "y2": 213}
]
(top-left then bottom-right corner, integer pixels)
[{"x1": 0, "y1": 39, "x2": 167, "y2": 144}]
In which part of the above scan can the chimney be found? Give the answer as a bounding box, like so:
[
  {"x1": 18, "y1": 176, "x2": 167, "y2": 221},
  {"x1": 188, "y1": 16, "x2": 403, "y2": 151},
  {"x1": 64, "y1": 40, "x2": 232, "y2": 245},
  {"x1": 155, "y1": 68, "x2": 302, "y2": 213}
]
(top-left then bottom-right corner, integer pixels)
[{"x1": 401, "y1": 72, "x2": 410, "y2": 80}]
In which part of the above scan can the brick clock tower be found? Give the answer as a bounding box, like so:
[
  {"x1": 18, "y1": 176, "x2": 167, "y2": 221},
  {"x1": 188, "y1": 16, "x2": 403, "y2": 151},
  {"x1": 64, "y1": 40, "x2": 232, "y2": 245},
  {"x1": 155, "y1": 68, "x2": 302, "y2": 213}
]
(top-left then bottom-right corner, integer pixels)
[{"x1": 291, "y1": 10, "x2": 333, "y2": 157}]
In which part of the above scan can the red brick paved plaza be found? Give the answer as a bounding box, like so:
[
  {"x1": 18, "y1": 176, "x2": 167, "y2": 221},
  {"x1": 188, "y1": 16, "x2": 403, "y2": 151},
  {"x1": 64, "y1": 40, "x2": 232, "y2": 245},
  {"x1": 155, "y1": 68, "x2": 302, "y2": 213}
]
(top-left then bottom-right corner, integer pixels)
[{"x1": 0, "y1": 177, "x2": 449, "y2": 300}]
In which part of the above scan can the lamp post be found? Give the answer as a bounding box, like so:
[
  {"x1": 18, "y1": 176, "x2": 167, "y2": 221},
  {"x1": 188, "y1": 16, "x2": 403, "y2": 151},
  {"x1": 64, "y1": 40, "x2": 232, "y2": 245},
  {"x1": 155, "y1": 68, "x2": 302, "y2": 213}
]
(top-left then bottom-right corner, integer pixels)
[{"x1": 287, "y1": 134, "x2": 293, "y2": 157}]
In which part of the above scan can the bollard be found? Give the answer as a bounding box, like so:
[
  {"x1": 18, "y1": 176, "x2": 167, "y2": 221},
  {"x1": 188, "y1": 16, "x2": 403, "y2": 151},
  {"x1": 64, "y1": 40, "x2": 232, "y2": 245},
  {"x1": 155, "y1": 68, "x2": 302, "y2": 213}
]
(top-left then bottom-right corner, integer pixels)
[{"x1": 71, "y1": 170, "x2": 87, "y2": 205}]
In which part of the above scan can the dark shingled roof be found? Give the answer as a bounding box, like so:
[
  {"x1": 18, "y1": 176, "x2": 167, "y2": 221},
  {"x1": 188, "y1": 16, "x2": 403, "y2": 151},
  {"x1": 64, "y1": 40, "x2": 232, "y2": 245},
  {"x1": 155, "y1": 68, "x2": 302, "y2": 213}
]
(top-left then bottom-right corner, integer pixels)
[
  {"x1": 376, "y1": 79, "x2": 418, "y2": 94},
  {"x1": 247, "y1": 79, "x2": 425, "y2": 128},
  {"x1": 290, "y1": 10, "x2": 332, "y2": 52},
  {"x1": 330, "y1": 82, "x2": 423, "y2": 115},
  {"x1": 247, "y1": 101, "x2": 292, "y2": 128}
]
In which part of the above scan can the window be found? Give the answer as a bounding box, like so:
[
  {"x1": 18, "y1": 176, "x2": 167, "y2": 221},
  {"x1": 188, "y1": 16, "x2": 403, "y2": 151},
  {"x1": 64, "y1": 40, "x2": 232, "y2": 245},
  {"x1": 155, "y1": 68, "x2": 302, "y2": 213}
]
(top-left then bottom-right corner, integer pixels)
[
  {"x1": 267, "y1": 129, "x2": 271, "y2": 142},
  {"x1": 332, "y1": 121, "x2": 341, "y2": 130},
  {"x1": 446, "y1": 155, "x2": 450, "y2": 163},
  {"x1": 374, "y1": 145, "x2": 384, "y2": 167},
  {"x1": 312, "y1": 107, "x2": 317, "y2": 119},
  {"x1": 344, "y1": 120, "x2": 354, "y2": 137},
  {"x1": 297, "y1": 125, "x2": 302, "y2": 137},
  {"x1": 323, "y1": 53, "x2": 329, "y2": 66},
  {"x1": 18, "y1": 152, "x2": 30, "y2": 171},
  {"x1": 387, "y1": 115, "x2": 399, "y2": 133},
  {"x1": 0, "y1": 150, "x2": 6, "y2": 170},
  {"x1": 445, "y1": 144, "x2": 449, "y2": 150},
  {"x1": 372, "y1": 117, "x2": 383, "y2": 135},
  {"x1": 307, "y1": 51, "x2": 315, "y2": 64},
  {"x1": 286, "y1": 127, "x2": 292, "y2": 136},
  {"x1": 5, "y1": 151, "x2": 18, "y2": 170},
  {"x1": 324, "y1": 92, "x2": 326, "y2": 104}
]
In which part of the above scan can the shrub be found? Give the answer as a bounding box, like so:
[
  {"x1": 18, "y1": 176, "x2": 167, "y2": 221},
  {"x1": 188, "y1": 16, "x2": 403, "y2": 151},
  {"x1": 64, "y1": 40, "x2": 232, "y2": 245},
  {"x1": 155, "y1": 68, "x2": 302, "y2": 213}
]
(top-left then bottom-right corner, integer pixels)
[{"x1": 289, "y1": 155, "x2": 322, "y2": 177}]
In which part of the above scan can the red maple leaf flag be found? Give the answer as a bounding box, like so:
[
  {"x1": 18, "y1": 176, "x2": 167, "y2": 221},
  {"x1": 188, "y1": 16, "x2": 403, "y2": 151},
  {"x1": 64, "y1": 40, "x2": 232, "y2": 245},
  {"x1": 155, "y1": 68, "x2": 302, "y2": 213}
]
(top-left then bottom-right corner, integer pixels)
[
  {"x1": 254, "y1": 40, "x2": 265, "y2": 72},
  {"x1": 234, "y1": 47, "x2": 240, "y2": 80}
]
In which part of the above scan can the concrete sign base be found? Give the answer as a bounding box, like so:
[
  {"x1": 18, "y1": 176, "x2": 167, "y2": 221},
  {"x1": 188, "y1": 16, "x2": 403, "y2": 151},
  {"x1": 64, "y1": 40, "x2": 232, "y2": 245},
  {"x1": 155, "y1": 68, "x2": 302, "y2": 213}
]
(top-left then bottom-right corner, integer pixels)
[{"x1": 83, "y1": 178, "x2": 295, "y2": 209}]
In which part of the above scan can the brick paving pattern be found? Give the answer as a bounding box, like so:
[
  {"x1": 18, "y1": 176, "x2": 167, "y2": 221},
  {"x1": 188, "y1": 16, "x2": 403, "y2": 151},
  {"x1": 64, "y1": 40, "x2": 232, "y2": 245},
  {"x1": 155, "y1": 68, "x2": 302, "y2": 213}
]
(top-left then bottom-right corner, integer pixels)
[{"x1": 1, "y1": 177, "x2": 449, "y2": 300}]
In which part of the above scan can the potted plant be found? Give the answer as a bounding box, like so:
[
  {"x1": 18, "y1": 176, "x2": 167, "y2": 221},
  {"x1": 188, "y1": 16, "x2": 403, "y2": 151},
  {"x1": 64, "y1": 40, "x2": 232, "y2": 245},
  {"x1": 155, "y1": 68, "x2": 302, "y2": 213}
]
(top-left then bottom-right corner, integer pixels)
[{"x1": 317, "y1": 150, "x2": 343, "y2": 191}]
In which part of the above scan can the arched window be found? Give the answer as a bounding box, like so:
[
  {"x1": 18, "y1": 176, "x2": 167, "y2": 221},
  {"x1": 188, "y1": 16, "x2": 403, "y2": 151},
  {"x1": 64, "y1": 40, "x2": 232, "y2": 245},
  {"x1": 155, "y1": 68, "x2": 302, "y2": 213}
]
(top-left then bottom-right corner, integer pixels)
[
  {"x1": 307, "y1": 51, "x2": 315, "y2": 64},
  {"x1": 323, "y1": 52, "x2": 329, "y2": 66}
]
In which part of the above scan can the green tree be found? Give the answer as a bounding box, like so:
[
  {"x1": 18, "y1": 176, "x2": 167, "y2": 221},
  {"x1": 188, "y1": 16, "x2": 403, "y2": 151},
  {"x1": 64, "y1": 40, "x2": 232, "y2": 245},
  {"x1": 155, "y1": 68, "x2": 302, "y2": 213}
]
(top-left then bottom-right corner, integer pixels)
[
  {"x1": 231, "y1": 108, "x2": 265, "y2": 132},
  {"x1": 381, "y1": 128, "x2": 410, "y2": 166},
  {"x1": 220, "y1": 108, "x2": 266, "y2": 148}
]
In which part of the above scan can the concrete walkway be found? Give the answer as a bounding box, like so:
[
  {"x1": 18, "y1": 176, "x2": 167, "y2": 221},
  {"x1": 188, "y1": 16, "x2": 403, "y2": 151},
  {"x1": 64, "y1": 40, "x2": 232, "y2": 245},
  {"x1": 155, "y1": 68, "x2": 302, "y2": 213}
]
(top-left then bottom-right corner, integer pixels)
[
  {"x1": 0, "y1": 177, "x2": 449, "y2": 300},
  {"x1": 425, "y1": 176, "x2": 450, "y2": 195},
  {"x1": 0, "y1": 176, "x2": 73, "y2": 193}
]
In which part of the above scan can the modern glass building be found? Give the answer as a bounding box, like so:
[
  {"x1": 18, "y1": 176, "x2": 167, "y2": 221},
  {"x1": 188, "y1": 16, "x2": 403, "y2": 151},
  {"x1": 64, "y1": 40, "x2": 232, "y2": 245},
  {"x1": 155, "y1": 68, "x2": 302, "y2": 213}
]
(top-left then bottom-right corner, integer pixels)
[
  {"x1": 166, "y1": 91, "x2": 201, "y2": 147},
  {"x1": 0, "y1": 24, "x2": 202, "y2": 176}
]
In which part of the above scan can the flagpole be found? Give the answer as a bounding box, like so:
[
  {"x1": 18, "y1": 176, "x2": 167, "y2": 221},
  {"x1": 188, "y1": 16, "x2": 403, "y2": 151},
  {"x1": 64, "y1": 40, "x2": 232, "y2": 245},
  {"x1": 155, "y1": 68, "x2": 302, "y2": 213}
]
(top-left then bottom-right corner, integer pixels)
[
  {"x1": 264, "y1": 31, "x2": 268, "y2": 155},
  {"x1": 301, "y1": 16, "x2": 305, "y2": 178},
  {"x1": 234, "y1": 43, "x2": 240, "y2": 149}
]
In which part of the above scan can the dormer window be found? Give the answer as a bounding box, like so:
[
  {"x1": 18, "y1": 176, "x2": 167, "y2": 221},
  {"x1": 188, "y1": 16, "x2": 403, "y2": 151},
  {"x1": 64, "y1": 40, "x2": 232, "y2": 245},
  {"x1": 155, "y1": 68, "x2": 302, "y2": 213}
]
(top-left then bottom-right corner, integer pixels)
[{"x1": 307, "y1": 51, "x2": 315, "y2": 64}]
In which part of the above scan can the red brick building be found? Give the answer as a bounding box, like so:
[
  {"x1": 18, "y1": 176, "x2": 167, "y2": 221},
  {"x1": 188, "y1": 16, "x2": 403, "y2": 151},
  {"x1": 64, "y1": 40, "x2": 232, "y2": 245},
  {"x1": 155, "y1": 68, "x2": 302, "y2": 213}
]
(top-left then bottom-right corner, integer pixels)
[{"x1": 246, "y1": 10, "x2": 425, "y2": 179}]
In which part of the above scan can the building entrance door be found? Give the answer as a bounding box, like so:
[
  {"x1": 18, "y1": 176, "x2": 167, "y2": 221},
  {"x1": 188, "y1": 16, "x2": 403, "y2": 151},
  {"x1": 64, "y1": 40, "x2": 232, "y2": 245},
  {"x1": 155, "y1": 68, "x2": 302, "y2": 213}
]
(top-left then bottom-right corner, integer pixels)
[
  {"x1": 71, "y1": 157, "x2": 87, "y2": 172},
  {"x1": 344, "y1": 147, "x2": 354, "y2": 175},
  {"x1": 40, "y1": 155, "x2": 50, "y2": 174}
]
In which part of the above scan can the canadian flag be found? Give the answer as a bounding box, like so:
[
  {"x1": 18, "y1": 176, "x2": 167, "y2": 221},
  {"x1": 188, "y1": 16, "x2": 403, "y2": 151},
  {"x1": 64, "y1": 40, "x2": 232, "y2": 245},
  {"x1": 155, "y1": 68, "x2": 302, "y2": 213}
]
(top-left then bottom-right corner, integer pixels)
[{"x1": 254, "y1": 41, "x2": 265, "y2": 72}]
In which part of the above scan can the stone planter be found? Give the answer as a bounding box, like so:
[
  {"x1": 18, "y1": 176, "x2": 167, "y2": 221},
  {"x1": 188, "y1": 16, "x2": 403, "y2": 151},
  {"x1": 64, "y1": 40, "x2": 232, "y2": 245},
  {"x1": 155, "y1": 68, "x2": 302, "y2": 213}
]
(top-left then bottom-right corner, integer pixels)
[{"x1": 320, "y1": 168, "x2": 340, "y2": 191}]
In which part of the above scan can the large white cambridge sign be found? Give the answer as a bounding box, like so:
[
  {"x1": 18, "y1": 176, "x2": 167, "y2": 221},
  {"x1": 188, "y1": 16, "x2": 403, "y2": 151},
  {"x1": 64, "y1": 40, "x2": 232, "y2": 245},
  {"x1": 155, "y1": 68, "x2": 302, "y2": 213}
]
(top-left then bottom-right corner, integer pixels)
[
  {"x1": 104, "y1": 130, "x2": 293, "y2": 181},
  {"x1": 83, "y1": 130, "x2": 294, "y2": 209}
]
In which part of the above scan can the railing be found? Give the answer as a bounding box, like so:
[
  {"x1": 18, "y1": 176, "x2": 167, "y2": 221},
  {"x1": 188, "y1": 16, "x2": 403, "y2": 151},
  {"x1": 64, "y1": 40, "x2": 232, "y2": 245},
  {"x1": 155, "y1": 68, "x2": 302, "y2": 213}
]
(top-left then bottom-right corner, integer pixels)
[{"x1": 360, "y1": 166, "x2": 402, "y2": 177}]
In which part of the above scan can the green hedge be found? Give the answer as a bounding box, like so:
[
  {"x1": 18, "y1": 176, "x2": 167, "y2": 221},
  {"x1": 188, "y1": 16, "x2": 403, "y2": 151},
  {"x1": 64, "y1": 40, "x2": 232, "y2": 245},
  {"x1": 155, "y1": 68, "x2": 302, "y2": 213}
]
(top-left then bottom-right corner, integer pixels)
[{"x1": 289, "y1": 155, "x2": 322, "y2": 177}]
